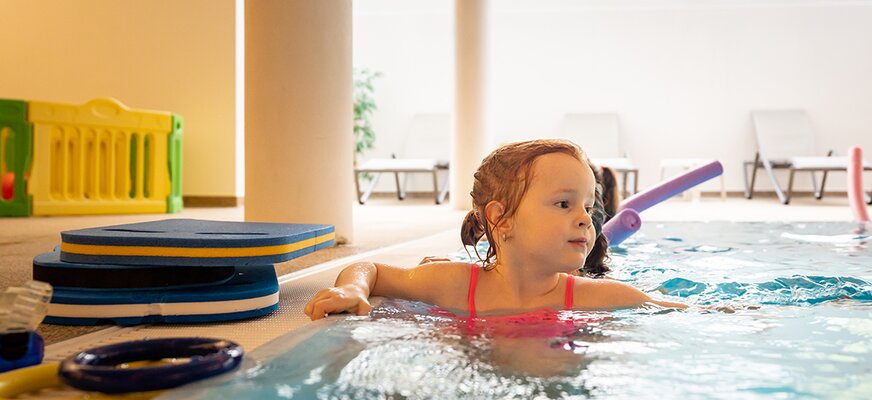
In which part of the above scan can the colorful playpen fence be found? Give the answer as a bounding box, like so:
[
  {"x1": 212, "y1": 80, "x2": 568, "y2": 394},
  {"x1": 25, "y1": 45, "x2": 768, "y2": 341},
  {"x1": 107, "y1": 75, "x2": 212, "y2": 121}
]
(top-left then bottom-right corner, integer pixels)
[{"x1": 0, "y1": 97, "x2": 182, "y2": 216}]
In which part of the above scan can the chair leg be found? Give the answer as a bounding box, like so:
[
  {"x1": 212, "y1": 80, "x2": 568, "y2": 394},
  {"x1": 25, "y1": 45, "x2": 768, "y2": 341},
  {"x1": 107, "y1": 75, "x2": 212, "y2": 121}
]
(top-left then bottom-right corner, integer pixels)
[
  {"x1": 431, "y1": 171, "x2": 440, "y2": 204},
  {"x1": 438, "y1": 172, "x2": 450, "y2": 204},
  {"x1": 358, "y1": 172, "x2": 381, "y2": 204},
  {"x1": 632, "y1": 171, "x2": 639, "y2": 196},
  {"x1": 785, "y1": 169, "x2": 796, "y2": 205},
  {"x1": 395, "y1": 172, "x2": 405, "y2": 200},
  {"x1": 749, "y1": 159, "x2": 759, "y2": 199},
  {"x1": 816, "y1": 171, "x2": 828, "y2": 200},
  {"x1": 809, "y1": 171, "x2": 819, "y2": 199},
  {"x1": 745, "y1": 154, "x2": 760, "y2": 199},
  {"x1": 761, "y1": 155, "x2": 788, "y2": 204},
  {"x1": 354, "y1": 171, "x2": 363, "y2": 204},
  {"x1": 621, "y1": 171, "x2": 629, "y2": 198}
]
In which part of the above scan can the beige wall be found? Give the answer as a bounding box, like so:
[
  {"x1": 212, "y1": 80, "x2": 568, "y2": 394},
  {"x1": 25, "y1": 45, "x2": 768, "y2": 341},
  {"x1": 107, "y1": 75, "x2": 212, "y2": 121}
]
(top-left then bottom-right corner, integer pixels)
[{"x1": 0, "y1": 0, "x2": 238, "y2": 198}]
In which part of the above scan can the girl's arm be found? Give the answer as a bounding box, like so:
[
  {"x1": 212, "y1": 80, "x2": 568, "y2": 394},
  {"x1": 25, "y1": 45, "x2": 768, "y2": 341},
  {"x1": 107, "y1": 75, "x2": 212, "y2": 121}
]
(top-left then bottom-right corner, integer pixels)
[
  {"x1": 304, "y1": 261, "x2": 469, "y2": 320},
  {"x1": 304, "y1": 261, "x2": 377, "y2": 320},
  {"x1": 575, "y1": 278, "x2": 688, "y2": 310}
]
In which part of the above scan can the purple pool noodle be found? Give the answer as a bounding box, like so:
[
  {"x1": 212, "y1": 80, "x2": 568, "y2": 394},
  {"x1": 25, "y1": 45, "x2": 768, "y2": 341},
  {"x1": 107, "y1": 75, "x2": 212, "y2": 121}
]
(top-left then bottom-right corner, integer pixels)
[
  {"x1": 620, "y1": 160, "x2": 723, "y2": 214},
  {"x1": 603, "y1": 208, "x2": 641, "y2": 246}
]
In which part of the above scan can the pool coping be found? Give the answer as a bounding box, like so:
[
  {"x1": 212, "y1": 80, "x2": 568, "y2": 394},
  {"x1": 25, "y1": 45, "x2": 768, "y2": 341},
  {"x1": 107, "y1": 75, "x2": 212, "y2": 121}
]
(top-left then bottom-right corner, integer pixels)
[{"x1": 43, "y1": 228, "x2": 460, "y2": 364}]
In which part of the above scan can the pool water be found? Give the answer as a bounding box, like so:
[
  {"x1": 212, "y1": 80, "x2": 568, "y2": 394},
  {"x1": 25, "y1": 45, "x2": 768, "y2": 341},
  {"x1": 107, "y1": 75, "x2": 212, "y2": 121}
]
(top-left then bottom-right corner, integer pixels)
[{"x1": 166, "y1": 222, "x2": 872, "y2": 399}]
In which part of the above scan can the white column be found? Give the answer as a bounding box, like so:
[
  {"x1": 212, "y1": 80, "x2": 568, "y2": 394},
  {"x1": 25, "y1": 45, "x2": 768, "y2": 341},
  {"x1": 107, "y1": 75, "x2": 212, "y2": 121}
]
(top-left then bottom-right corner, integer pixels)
[
  {"x1": 245, "y1": 0, "x2": 354, "y2": 243},
  {"x1": 452, "y1": 0, "x2": 490, "y2": 210}
]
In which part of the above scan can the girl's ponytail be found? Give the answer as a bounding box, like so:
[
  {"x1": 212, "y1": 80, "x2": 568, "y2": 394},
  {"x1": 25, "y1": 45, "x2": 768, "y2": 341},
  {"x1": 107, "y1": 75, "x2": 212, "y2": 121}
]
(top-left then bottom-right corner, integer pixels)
[
  {"x1": 461, "y1": 210, "x2": 485, "y2": 247},
  {"x1": 461, "y1": 210, "x2": 495, "y2": 266}
]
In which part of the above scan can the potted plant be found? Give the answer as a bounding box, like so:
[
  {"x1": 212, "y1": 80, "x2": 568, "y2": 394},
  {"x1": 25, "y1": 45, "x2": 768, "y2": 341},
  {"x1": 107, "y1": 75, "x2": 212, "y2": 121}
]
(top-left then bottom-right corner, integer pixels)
[{"x1": 353, "y1": 68, "x2": 381, "y2": 164}]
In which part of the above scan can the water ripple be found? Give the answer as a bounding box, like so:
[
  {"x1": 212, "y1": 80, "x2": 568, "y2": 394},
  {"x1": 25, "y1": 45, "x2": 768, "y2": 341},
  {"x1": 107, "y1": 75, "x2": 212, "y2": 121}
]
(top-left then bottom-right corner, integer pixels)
[{"x1": 657, "y1": 275, "x2": 872, "y2": 305}]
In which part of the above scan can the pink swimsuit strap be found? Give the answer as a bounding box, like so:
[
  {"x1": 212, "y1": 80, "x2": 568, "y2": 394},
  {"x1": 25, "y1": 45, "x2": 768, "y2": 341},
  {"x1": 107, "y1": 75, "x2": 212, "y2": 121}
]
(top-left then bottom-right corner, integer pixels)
[
  {"x1": 468, "y1": 265, "x2": 575, "y2": 319},
  {"x1": 468, "y1": 265, "x2": 479, "y2": 318},
  {"x1": 565, "y1": 274, "x2": 574, "y2": 310}
]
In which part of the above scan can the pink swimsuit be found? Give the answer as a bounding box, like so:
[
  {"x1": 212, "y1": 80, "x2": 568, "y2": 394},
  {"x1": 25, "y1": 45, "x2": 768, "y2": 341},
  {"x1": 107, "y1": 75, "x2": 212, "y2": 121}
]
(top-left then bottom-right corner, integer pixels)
[{"x1": 467, "y1": 265, "x2": 574, "y2": 319}]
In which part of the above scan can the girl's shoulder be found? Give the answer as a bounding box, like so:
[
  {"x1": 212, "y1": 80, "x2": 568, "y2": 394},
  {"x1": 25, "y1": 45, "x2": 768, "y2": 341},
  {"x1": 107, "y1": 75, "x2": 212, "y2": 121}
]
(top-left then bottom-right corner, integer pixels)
[
  {"x1": 571, "y1": 275, "x2": 633, "y2": 292},
  {"x1": 409, "y1": 260, "x2": 479, "y2": 286},
  {"x1": 417, "y1": 260, "x2": 479, "y2": 273},
  {"x1": 406, "y1": 261, "x2": 478, "y2": 309},
  {"x1": 572, "y1": 277, "x2": 688, "y2": 310},
  {"x1": 570, "y1": 276, "x2": 650, "y2": 309}
]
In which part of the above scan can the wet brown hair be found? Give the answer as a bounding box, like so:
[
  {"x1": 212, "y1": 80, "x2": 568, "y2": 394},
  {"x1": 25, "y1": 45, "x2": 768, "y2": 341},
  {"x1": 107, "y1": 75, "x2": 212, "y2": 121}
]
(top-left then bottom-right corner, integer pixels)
[{"x1": 460, "y1": 139, "x2": 610, "y2": 277}]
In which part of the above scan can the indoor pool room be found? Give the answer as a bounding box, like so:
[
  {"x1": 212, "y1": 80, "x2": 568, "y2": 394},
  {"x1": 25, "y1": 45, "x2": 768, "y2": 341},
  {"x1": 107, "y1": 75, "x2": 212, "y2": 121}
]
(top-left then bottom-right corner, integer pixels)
[{"x1": 2, "y1": 1, "x2": 872, "y2": 399}]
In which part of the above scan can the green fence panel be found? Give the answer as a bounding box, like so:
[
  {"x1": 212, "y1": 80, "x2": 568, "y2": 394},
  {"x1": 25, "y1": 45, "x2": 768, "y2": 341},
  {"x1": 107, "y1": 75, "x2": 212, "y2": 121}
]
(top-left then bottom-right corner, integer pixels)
[{"x1": 0, "y1": 99, "x2": 33, "y2": 217}]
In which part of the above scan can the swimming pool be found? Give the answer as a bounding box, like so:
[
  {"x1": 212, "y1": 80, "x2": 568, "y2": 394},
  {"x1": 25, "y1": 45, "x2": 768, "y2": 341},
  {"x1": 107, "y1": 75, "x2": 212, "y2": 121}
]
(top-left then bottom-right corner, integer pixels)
[{"x1": 163, "y1": 221, "x2": 872, "y2": 399}]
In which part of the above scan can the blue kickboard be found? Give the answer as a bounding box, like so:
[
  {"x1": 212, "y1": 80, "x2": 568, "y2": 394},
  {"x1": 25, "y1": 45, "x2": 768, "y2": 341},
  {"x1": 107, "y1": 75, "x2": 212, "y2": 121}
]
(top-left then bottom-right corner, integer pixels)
[
  {"x1": 44, "y1": 304, "x2": 279, "y2": 326},
  {"x1": 44, "y1": 265, "x2": 279, "y2": 326},
  {"x1": 59, "y1": 218, "x2": 335, "y2": 267},
  {"x1": 33, "y1": 250, "x2": 237, "y2": 290}
]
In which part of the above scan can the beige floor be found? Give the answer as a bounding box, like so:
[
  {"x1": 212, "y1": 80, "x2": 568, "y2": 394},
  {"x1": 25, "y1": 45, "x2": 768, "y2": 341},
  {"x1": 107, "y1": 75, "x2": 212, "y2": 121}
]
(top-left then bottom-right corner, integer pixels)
[
  {"x1": 1, "y1": 196, "x2": 468, "y2": 344},
  {"x1": 0, "y1": 192, "x2": 864, "y2": 344}
]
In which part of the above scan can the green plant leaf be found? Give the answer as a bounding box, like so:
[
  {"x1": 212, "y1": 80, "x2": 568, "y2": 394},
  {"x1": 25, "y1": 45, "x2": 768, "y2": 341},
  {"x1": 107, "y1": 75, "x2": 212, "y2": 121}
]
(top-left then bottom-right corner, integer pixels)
[{"x1": 353, "y1": 68, "x2": 381, "y2": 163}]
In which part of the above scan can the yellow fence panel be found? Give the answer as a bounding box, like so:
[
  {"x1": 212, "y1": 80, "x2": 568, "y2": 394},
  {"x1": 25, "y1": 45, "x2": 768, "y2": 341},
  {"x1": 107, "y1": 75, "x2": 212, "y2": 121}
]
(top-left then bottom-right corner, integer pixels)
[{"x1": 28, "y1": 98, "x2": 174, "y2": 215}]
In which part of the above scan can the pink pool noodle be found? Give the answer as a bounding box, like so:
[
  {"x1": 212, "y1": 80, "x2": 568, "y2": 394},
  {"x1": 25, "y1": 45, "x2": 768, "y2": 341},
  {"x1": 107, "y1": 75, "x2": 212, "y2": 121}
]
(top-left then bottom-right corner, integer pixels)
[
  {"x1": 602, "y1": 208, "x2": 641, "y2": 246},
  {"x1": 847, "y1": 147, "x2": 869, "y2": 224},
  {"x1": 620, "y1": 160, "x2": 724, "y2": 214}
]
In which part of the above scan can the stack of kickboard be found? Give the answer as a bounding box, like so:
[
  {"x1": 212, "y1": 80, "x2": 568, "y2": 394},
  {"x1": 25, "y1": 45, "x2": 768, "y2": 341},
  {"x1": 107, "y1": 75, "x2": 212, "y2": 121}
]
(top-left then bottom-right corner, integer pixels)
[{"x1": 32, "y1": 219, "x2": 335, "y2": 325}]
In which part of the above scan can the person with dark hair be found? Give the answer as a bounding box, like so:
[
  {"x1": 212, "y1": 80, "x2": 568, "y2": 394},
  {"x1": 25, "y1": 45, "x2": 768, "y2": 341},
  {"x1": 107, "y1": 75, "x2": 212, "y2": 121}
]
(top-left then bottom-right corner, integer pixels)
[
  {"x1": 582, "y1": 164, "x2": 621, "y2": 277},
  {"x1": 305, "y1": 139, "x2": 685, "y2": 320},
  {"x1": 593, "y1": 165, "x2": 621, "y2": 220}
]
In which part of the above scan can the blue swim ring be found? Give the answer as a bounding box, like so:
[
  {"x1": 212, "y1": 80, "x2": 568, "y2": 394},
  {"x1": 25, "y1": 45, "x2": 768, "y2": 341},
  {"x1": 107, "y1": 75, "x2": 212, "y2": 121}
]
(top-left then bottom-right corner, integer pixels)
[{"x1": 58, "y1": 337, "x2": 243, "y2": 393}]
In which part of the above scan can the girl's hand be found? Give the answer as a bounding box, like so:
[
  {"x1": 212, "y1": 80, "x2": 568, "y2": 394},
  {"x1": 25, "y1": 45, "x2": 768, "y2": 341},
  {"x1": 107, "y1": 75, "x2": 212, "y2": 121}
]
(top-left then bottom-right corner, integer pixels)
[{"x1": 304, "y1": 284, "x2": 373, "y2": 321}]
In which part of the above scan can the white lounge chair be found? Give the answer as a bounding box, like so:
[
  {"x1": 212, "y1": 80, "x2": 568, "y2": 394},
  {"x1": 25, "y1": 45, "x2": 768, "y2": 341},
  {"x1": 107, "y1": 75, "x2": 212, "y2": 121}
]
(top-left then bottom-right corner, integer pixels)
[
  {"x1": 744, "y1": 110, "x2": 872, "y2": 204},
  {"x1": 559, "y1": 113, "x2": 638, "y2": 196},
  {"x1": 354, "y1": 113, "x2": 450, "y2": 204}
]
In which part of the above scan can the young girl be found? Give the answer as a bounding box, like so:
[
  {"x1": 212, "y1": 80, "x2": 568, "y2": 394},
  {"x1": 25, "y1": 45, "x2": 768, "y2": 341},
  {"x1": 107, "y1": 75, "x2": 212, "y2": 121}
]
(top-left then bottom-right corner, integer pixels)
[{"x1": 305, "y1": 139, "x2": 685, "y2": 320}]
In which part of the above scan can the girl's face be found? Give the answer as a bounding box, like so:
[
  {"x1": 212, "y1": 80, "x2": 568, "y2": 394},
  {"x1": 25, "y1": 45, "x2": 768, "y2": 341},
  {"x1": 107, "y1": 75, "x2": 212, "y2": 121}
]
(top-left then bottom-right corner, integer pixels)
[{"x1": 503, "y1": 152, "x2": 597, "y2": 273}]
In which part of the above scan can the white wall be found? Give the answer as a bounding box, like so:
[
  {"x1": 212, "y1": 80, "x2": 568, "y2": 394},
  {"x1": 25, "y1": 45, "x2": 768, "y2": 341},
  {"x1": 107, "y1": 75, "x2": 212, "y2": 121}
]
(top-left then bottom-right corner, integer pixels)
[
  {"x1": 353, "y1": 0, "x2": 872, "y2": 194},
  {"x1": 353, "y1": 1, "x2": 454, "y2": 195}
]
